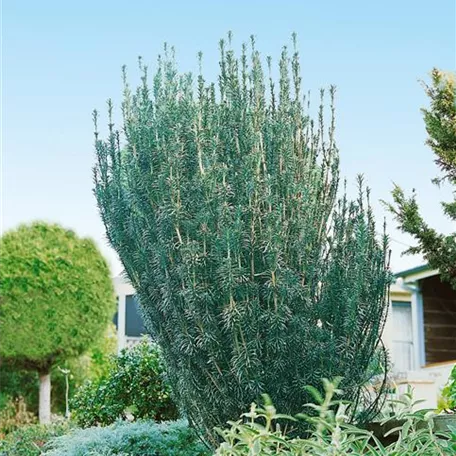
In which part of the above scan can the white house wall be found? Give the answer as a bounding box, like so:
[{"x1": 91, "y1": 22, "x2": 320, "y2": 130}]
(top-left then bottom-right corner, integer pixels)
[{"x1": 113, "y1": 275, "x2": 137, "y2": 353}]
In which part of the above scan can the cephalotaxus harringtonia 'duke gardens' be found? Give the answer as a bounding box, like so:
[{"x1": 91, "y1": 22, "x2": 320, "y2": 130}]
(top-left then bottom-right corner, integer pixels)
[{"x1": 93, "y1": 33, "x2": 392, "y2": 442}]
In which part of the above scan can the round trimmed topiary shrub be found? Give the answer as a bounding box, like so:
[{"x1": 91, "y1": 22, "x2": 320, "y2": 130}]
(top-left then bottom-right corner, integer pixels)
[{"x1": 0, "y1": 222, "x2": 115, "y2": 423}]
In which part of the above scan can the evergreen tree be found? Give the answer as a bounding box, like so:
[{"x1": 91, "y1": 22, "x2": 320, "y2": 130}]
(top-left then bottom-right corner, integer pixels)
[
  {"x1": 388, "y1": 69, "x2": 456, "y2": 288},
  {"x1": 94, "y1": 35, "x2": 391, "y2": 441}
]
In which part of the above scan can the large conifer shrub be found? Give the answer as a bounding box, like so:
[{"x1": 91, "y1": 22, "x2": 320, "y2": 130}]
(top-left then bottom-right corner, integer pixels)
[{"x1": 94, "y1": 34, "x2": 391, "y2": 441}]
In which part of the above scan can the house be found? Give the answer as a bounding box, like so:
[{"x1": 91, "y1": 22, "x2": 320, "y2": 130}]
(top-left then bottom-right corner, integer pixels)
[
  {"x1": 383, "y1": 265, "x2": 456, "y2": 409},
  {"x1": 113, "y1": 275, "x2": 147, "y2": 351},
  {"x1": 113, "y1": 264, "x2": 456, "y2": 409}
]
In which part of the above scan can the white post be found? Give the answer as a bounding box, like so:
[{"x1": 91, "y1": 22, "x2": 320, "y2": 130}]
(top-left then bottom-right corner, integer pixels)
[
  {"x1": 410, "y1": 286, "x2": 424, "y2": 370},
  {"x1": 416, "y1": 290, "x2": 426, "y2": 366},
  {"x1": 38, "y1": 371, "x2": 51, "y2": 424},
  {"x1": 117, "y1": 294, "x2": 127, "y2": 353}
]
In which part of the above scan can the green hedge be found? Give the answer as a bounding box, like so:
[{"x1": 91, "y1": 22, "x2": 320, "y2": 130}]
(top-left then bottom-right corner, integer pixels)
[{"x1": 71, "y1": 339, "x2": 178, "y2": 427}]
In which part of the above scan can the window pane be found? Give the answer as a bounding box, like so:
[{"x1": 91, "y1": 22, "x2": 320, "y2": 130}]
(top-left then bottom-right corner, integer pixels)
[
  {"x1": 125, "y1": 295, "x2": 147, "y2": 337},
  {"x1": 391, "y1": 301, "x2": 413, "y2": 372}
]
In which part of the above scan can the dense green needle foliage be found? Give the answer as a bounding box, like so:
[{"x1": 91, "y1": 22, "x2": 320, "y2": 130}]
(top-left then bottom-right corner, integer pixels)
[
  {"x1": 387, "y1": 69, "x2": 456, "y2": 289},
  {"x1": 94, "y1": 34, "x2": 391, "y2": 441}
]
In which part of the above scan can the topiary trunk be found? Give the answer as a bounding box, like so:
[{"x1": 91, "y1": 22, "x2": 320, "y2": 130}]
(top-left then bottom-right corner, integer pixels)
[
  {"x1": 38, "y1": 369, "x2": 51, "y2": 424},
  {"x1": 94, "y1": 34, "x2": 391, "y2": 442}
]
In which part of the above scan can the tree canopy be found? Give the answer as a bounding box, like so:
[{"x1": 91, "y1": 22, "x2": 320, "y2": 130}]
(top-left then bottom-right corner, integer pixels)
[
  {"x1": 388, "y1": 69, "x2": 456, "y2": 288},
  {"x1": 0, "y1": 222, "x2": 115, "y2": 371}
]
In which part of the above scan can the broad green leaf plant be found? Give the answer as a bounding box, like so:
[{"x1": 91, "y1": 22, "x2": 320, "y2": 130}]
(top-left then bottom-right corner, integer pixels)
[{"x1": 215, "y1": 379, "x2": 456, "y2": 455}]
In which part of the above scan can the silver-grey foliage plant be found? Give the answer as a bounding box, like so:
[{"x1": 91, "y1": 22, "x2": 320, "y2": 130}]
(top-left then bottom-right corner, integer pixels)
[{"x1": 94, "y1": 33, "x2": 391, "y2": 442}]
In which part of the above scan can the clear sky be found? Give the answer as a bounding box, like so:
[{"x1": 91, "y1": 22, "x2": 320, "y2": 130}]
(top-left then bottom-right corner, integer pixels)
[{"x1": 3, "y1": 0, "x2": 456, "y2": 276}]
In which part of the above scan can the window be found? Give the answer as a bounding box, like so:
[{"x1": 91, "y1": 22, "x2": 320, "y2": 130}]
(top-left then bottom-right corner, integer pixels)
[
  {"x1": 125, "y1": 295, "x2": 147, "y2": 337},
  {"x1": 391, "y1": 301, "x2": 413, "y2": 372}
]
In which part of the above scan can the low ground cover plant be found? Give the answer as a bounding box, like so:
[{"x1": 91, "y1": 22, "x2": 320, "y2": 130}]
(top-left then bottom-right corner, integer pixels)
[
  {"x1": 42, "y1": 419, "x2": 209, "y2": 456},
  {"x1": 2, "y1": 379, "x2": 453, "y2": 455},
  {"x1": 0, "y1": 421, "x2": 71, "y2": 456}
]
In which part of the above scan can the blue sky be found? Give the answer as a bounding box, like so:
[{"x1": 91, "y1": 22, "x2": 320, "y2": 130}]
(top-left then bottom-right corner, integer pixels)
[{"x1": 3, "y1": 0, "x2": 455, "y2": 275}]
